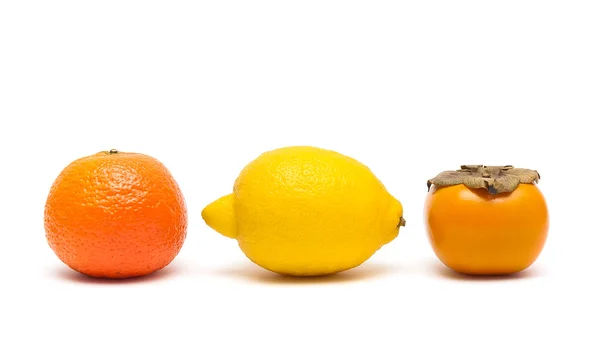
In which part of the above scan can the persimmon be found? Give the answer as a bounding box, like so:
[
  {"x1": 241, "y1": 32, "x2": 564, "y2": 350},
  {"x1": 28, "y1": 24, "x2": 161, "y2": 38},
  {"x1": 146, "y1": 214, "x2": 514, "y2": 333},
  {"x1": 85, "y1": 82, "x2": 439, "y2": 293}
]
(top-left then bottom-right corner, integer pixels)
[{"x1": 424, "y1": 165, "x2": 549, "y2": 275}]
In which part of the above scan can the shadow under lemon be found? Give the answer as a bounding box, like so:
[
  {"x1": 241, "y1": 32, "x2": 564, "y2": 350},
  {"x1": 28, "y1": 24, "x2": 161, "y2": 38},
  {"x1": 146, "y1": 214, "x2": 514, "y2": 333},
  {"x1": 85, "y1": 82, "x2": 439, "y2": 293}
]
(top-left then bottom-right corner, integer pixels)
[{"x1": 215, "y1": 261, "x2": 400, "y2": 285}]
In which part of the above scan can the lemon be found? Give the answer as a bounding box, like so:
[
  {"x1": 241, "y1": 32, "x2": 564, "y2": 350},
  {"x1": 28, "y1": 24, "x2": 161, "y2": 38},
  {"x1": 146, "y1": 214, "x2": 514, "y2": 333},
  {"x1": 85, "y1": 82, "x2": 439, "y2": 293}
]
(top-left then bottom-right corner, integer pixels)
[{"x1": 202, "y1": 146, "x2": 405, "y2": 276}]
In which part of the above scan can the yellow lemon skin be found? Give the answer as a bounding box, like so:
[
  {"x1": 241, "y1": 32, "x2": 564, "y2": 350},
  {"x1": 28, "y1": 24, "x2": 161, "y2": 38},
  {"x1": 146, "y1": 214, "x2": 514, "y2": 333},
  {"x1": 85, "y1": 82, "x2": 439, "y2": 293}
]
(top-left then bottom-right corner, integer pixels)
[{"x1": 202, "y1": 146, "x2": 404, "y2": 276}]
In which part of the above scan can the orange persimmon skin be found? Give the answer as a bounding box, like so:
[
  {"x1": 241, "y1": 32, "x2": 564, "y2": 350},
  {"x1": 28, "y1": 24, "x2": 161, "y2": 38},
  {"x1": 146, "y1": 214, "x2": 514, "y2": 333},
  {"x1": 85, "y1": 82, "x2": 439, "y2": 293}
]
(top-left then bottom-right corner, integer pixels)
[{"x1": 424, "y1": 183, "x2": 549, "y2": 275}]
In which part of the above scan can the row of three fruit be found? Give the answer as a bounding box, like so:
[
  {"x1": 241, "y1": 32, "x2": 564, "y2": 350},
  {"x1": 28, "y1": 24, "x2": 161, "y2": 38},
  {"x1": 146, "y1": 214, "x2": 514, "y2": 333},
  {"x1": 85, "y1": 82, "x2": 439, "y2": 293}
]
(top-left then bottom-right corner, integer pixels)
[{"x1": 45, "y1": 147, "x2": 548, "y2": 279}]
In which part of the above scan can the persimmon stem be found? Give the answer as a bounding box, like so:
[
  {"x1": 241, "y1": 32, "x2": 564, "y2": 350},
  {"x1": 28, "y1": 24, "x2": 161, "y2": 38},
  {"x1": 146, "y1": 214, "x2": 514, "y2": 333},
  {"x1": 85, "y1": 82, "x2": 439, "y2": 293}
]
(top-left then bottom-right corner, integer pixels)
[{"x1": 109, "y1": 149, "x2": 119, "y2": 154}]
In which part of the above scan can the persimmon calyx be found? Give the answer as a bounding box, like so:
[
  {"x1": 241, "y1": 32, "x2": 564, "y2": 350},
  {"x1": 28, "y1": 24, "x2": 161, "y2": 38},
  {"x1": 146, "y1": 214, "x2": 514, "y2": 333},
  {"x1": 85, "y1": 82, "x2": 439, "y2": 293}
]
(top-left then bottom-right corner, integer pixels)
[{"x1": 427, "y1": 165, "x2": 540, "y2": 194}]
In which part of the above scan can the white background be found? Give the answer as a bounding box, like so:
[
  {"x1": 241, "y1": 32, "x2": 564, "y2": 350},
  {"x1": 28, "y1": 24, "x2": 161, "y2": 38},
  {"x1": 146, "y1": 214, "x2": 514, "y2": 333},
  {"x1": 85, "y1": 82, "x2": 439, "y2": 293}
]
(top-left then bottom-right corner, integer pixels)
[{"x1": 1, "y1": 1, "x2": 599, "y2": 355}]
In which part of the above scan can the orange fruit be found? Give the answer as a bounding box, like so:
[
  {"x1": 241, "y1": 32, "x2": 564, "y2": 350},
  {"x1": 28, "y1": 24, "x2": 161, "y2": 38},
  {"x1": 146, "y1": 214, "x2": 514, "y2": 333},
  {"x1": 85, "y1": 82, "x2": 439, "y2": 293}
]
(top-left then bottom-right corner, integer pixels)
[
  {"x1": 424, "y1": 165, "x2": 549, "y2": 275},
  {"x1": 44, "y1": 149, "x2": 187, "y2": 278}
]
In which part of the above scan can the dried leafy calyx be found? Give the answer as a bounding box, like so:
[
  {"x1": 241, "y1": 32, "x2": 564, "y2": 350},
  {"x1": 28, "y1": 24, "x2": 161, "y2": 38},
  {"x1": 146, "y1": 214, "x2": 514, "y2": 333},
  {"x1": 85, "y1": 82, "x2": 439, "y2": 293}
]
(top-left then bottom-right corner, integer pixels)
[{"x1": 427, "y1": 165, "x2": 540, "y2": 194}]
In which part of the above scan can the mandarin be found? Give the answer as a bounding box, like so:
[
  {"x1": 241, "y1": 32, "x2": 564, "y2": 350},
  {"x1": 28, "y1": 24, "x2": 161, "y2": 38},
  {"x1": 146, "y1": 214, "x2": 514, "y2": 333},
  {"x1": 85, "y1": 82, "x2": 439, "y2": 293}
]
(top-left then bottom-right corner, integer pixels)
[{"x1": 44, "y1": 149, "x2": 187, "y2": 278}]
